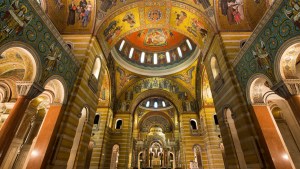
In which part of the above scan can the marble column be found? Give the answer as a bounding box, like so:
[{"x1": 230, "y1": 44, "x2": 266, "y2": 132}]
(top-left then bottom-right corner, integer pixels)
[
  {"x1": 252, "y1": 104, "x2": 295, "y2": 169},
  {"x1": 272, "y1": 79, "x2": 300, "y2": 124},
  {"x1": 0, "y1": 82, "x2": 43, "y2": 165},
  {"x1": 24, "y1": 103, "x2": 63, "y2": 169}
]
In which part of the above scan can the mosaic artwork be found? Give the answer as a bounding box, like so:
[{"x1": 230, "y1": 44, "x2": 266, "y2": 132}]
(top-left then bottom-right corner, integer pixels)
[
  {"x1": 234, "y1": 0, "x2": 300, "y2": 90},
  {"x1": 147, "y1": 9, "x2": 162, "y2": 22},
  {"x1": 144, "y1": 29, "x2": 169, "y2": 47},
  {"x1": 115, "y1": 77, "x2": 198, "y2": 113},
  {"x1": 216, "y1": 0, "x2": 267, "y2": 30},
  {"x1": 124, "y1": 29, "x2": 186, "y2": 51},
  {"x1": 101, "y1": 7, "x2": 140, "y2": 45},
  {"x1": 170, "y1": 7, "x2": 209, "y2": 44},
  {"x1": 97, "y1": 4, "x2": 213, "y2": 53},
  {"x1": 0, "y1": 0, "x2": 79, "y2": 91},
  {"x1": 285, "y1": 0, "x2": 300, "y2": 28},
  {"x1": 220, "y1": 0, "x2": 245, "y2": 25},
  {"x1": 65, "y1": 0, "x2": 95, "y2": 32}
]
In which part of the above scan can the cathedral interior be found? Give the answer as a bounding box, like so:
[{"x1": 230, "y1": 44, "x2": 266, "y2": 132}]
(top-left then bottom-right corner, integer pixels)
[{"x1": 0, "y1": 0, "x2": 300, "y2": 169}]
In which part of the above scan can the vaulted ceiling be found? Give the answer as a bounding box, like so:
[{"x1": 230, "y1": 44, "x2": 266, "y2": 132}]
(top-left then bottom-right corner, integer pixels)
[{"x1": 42, "y1": 0, "x2": 268, "y2": 111}]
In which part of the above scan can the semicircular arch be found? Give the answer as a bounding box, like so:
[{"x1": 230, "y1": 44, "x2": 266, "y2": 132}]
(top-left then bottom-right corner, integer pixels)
[{"x1": 0, "y1": 41, "x2": 42, "y2": 83}]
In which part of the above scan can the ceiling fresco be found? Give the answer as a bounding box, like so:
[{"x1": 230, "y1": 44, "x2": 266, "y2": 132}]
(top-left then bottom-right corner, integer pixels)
[
  {"x1": 44, "y1": 0, "x2": 96, "y2": 33},
  {"x1": 215, "y1": 0, "x2": 267, "y2": 30},
  {"x1": 42, "y1": 0, "x2": 267, "y2": 36},
  {"x1": 124, "y1": 28, "x2": 186, "y2": 52},
  {"x1": 171, "y1": 60, "x2": 198, "y2": 97},
  {"x1": 113, "y1": 59, "x2": 199, "y2": 100},
  {"x1": 96, "y1": 1, "x2": 215, "y2": 55},
  {"x1": 115, "y1": 77, "x2": 198, "y2": 113}
]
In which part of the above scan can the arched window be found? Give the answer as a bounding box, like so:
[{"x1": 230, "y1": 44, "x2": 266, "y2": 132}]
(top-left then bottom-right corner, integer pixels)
[
  {"x1": 193, "y1": 145, "x2": 203, "y2": 169},
  {"x1": 210, "y1": 56, "x2": 221, "y2": 80},
  {"x1": 67, "y1": 107, "x2": 88, "y2": 168},
  {"x1": 110, "y1": 144, "x2": 119, "y2": 169},
  {"x1": 92, "y1": 57, "x2": 101, "y2": 80},
  {"x1": 94, "y1": 114, "x2": 100, "y2": 125},
  {"x1": 190, "y1": 119, "x2": 197, "y2": 130},
  {"x1": 213, "y1": 114, "x2": 219, "y2": 125},
  {"x1": 115, "y1": 119, "x2": 123, "y2": 129},
  {"x1": 93, "y1": 114, "x2": 100, "y2": 130}
]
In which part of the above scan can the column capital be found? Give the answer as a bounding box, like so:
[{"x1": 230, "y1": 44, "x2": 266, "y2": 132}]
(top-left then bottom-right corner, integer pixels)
[
  {"x1": 272, "y1": 79, "x2": 300, "y2": 99},
  {"x1": 16, "y1": 81, "x2": 44, "y2": 99}
]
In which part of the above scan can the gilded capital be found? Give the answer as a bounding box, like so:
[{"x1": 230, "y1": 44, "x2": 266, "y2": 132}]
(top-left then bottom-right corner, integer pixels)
[{"x1": 16, "y1": 81, "x2": 44, "y2": 99}]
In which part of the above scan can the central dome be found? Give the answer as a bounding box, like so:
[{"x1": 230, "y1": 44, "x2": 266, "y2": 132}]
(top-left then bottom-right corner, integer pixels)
[
  {"x1": 112, "y1": 29, "x2": 200, "y2": 76},
  {"x1": 124, "y1": 28, "x2": 187, "y2": 52}
]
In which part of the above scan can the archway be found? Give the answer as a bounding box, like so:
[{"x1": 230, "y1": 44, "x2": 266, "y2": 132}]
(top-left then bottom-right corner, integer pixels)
[
  {"x1": 193, "y1": 145, "x2": 203, "y2": 169},
  {"x1": 223, "y1": 107, "x2": 247, "y2": 169},
  {"x1": 1, "y1": 76, "x2": 66, "y2": 169},
  {"x1": 110, "y1": 144, "x2": 120, "y2": 169},
  {"x1": 247, "y1": 75, "x2": 297, "y2": 168},
  {"x1": 67, "y1": 107, "x2": 88, "y2": 169}
]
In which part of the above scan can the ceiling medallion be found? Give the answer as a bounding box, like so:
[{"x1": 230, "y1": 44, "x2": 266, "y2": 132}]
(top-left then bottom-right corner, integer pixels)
[{"x1": 148, "y1": 9, "x2": 162, "y2": 22}]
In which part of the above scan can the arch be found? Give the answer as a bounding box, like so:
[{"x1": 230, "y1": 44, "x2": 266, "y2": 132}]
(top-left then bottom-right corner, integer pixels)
[
  {"x1": 247, "y1": 75, "x2": 300, "y2": 168},
  {"x1": 223, "y1": 107, "x2": 247, "y2": 169},
  {"x1": 93, "y1": 114, "x2": 100, "y2": 130},
  {"x1": 138, "y1": 111, "x2": 174, "y2": 133},
  {"x1": 94, "y1": 114, "x2": 100, "y2": 125},
  {"x1": 193, "y1": 145, "x2": 203, "y2": 169},
  {"x1": 67, "y1": 107, "x2": 88, "y2": 169},
  {"x1": 0, "y1": 81, "x2": 11, "y2": 103},
  {"x1": 210, "y1": 55, "x2": 221, "y2": 80},
  {"x1": 115, "y1": 119, "x2": 123, "y2": 129},
  {"x1": 169, "y1": 152, "x2": 175, "y2": 168},
  {"x1": 274, "y1": 36, "x2": 300, "y2": 81},
  {"x1": 246, "y1": 74, "x2": 275, "y2": 104},
  {"x1": 129, "y1": 89, "x2": 184, "y2": 114},
  {"x1": 138, "y1": 152, "x2": 143, "y2": 169},
  {"x1": 190, "y1": 119, "x2": 198, "y2": 130},
  {"x1": 92, "y1": 57, "x2": 101, "y2": 80},
  {"x1": 43, "y1": 75, "x2": 68, "y2": 104},
  {"x1": 0, "y1": 41, "x2": 42, "y2": 83},
  {"x1": 110, "y1": 144, "x2": 120, "y2": 169}
]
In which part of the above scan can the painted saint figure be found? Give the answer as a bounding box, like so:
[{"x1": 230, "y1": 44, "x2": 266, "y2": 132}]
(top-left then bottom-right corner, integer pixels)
[
  {"x1": 221, "y1": 0, "x2": 244, "y2": 25},
  {"x1": 45, "y1": 43, "x2": 62, "y2": 71},
  {"x1": 122, "y1": 12, "x2": 136, "y2": 27},
  {"x1": 67, "y1": 0, "x2": 76, "y2": 25},
  {"x1": 175, "y1": 11, "x2": 187, "y2": 26},
  {"x1": 252, "y1": 40, "x2": 272, "y2": 75}
]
